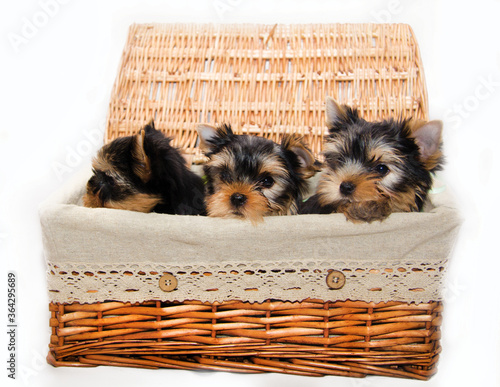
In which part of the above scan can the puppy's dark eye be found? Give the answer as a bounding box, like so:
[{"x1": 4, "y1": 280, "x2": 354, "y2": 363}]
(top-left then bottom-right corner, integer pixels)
[
  {"x1": 259, "y1": 176, "x2": 274, "y2": 189},
  {"x1": 325, "y1": 154, "x2": 342, "y2": 169},
  {"x1": 101, "y1": 173, "x2": 115, "y2": 186},
  {"x1": 220, "y1": 170, "x2": 233, "y2": 183},
  {"x1": 375, "y1": 164, "x2": 389, "y2": 176}
]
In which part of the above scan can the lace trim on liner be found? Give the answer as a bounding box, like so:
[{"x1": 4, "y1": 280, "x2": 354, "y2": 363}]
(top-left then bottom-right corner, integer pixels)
[{"x1": 46, "y1": 258, "x2": 448, "y2": 305}]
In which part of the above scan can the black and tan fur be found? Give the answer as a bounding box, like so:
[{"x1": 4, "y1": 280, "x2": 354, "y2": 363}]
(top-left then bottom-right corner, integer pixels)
[
  {"x1": 300, "y1": 97, "x2": 444, "y2": 222},
  {"x1": 83, "y1": 120, "x2": 205, "y2": 215},
  {"x1": 197, "y1": 123, "x2": 316, "y2": 224}
]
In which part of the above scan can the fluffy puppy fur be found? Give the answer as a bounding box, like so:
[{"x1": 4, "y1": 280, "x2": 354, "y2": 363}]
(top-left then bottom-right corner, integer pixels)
[
  {"x1": 300, "y1": 97, "x2": 443, "y2": 222},
  {"x1": 197, "y1": 123, "x2": 317, "y2": 223},
  {"x1": 83, "y1": 120, "x2": 205, "y2": 215}
]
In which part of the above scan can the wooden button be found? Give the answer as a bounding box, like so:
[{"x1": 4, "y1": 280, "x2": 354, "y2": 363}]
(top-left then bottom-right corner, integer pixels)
[
  {"x1": 326, "y1": 270, "x2": 345, "y2": 290},
  {"x1": 159, "y1": 273, "x2": 178, "y2": 292}
]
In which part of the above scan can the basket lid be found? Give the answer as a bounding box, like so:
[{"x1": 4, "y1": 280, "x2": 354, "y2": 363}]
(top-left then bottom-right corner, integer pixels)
[{"x1": 105, "y1": 23, "x2": 428, "y2": 162}]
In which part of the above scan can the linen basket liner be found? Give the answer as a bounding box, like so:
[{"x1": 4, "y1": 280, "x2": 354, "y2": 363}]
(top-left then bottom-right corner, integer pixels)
[{"x1": 41, "y1": 167, "x2": 461, "y2": 305}]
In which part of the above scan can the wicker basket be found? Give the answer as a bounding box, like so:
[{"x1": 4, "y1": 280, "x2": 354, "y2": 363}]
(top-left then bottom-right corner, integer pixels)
[{"x1": 43, "y1": 23, "x2": 460, "y2": 380}]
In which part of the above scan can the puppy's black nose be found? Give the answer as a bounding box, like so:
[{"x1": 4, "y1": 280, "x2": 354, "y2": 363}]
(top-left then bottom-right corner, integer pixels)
[
  {"x1": 230, "y1": 193, "x2": 247, "y2": 207},
  {"x1": 340, "y1": 181, "x2": 355, "y2": 196}
]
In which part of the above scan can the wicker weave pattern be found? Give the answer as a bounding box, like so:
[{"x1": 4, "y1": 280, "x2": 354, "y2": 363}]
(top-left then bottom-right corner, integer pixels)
[
  {"x1": 49, "y1": 299, "x2": 441, "y2": 379},
  {"x1": 107, "y1": 23, "x2": 428, "y2": 161}
]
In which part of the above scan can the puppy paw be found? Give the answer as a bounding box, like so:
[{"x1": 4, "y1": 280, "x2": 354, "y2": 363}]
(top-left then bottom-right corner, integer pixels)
[{"x1": 341, "y1": 201, "x2": 392, "y2": 223}]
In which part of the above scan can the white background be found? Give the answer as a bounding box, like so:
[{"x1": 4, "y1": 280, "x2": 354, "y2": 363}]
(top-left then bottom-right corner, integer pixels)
[{"x1": 1, "y1": 1, "x2": 499, "y2": 386}]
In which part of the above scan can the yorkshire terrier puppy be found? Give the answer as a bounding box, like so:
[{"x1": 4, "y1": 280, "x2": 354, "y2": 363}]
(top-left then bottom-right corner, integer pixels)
[
  {"x1": 197, "y1": 123, "x2": 317, "y2": 223},
  {"x1": 300, "y1": 97, "x2": 444, "y2": 222},
  {"x1": 83, "y1": 120, "x2": 205, "y2": 215}
]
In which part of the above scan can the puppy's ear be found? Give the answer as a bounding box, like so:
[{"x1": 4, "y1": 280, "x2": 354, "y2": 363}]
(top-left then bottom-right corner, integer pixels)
[
  {"x1": 132, "y1": 126, "x2": 152, "y2": 183},
  {"x1": 411, "y1": 120, "x2": 443, "y2": 171},
  {"x1": 325, "y1": 96, "x2": 348, "y2": 128},
  {"x1": 196, "y1": 123, "x2": 234, "y2": 155},
  {"x1": 144, "y1": 119, "x2": 156, "y2": 133},
  {"x1": 281, "y1": 134, "x2": 318, "y2": 179}
]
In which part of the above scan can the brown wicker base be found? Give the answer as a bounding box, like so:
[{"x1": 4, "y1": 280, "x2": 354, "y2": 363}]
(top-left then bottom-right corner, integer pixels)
[{"x1": 48, "y1": 299, "x2": 442, "y2": 379}]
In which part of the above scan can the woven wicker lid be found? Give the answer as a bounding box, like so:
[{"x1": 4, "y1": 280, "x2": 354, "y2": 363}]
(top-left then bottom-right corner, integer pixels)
[{"x1": 106, "y1": 23, "x2": 428, "y2": 162}]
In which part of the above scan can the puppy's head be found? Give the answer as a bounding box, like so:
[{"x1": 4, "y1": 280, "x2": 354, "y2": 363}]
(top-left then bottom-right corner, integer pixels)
[
  {"x1": 83, "y1": 121, "x2": 162, "y2": 212},
  {"x1": 317, "y1": 97, "x2": 443, "y2": 222},
  {"x1": 197, "y1": 123, "x2": 316, "y2": 223}
]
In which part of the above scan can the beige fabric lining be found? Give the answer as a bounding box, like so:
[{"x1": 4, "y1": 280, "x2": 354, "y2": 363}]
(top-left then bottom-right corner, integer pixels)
[{"x1": 41, "y1": 166, "x2": 461, "y2": 304}]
